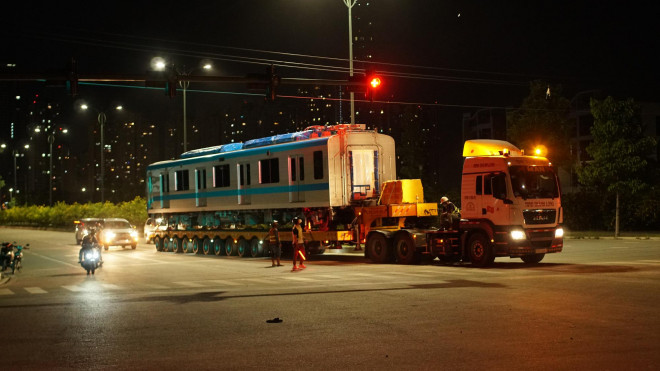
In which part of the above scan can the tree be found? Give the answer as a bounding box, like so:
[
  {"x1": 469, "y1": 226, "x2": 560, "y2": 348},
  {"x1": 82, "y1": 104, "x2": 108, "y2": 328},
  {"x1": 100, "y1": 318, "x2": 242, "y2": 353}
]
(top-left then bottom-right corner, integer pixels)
[
  {"x1": 507, "y1": 80, "x2": 573, "y2": 167},
  {"x1": 577, "y1": 97, "x2": 656, "y2": 236}
]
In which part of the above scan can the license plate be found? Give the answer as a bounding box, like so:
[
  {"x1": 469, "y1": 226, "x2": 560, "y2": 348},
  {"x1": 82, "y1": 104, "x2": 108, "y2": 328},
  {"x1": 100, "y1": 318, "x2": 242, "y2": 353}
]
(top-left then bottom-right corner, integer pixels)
[{"x1": 535, "y1": 248, "x2": 548, "y2": 254}]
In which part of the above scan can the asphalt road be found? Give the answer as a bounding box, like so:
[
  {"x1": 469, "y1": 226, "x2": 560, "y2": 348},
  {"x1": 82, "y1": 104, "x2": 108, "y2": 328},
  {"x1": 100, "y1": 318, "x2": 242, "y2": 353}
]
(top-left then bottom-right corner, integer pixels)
[{"x1": 1, "y1": 228, "x2": 658, "y2": 370}]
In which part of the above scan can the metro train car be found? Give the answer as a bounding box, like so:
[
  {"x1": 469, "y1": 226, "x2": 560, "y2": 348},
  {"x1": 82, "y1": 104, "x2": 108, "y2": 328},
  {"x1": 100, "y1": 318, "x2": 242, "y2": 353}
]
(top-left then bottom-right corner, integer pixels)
[{"x1": 145, "y1": 124, "x2": 396, "y2": 232}]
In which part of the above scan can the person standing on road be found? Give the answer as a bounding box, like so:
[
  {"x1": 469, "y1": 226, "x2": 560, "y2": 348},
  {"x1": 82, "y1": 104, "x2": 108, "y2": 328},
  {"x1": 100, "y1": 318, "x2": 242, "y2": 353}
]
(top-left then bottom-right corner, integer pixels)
[
  {"x1": 268, "y1": 220, "x2": 282, "y2": 267},
  {"x1": 291, "y1": 217, "x2": 306, "y2": 271}
]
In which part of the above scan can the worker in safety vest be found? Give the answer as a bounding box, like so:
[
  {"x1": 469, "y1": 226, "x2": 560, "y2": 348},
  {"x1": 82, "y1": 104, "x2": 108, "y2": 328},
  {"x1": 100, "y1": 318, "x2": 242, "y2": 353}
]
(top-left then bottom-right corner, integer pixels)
[
  {"x1": 268, "y1": 220, "x2": 282, "y2": 267},
  {"x1": 291, "y1": 217, "x2": 306, "y2": 271},
  {"x1": 440, "y1": 196, "x2": 460, "y2": 230}
]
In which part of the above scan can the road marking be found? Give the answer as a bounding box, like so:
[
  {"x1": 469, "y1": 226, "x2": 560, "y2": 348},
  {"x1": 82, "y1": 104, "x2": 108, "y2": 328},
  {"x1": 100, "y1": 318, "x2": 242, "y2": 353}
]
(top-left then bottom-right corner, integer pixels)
[
  {"x1": 610, "y1": 246, "x2": 630, "y2": 249},
  {"x1": 100, "y1": 284, "x2": 122, "y2": 290},
  {"x1": 242, "y1": 278, "x2": 276, "y2": 285},
  {"x1": 207, "y1": 279, "x2": 241, "y2": 286},
  {"x1": 62, "y1": 285, "x2": 84, "y2": 292},
  {"x1": 0, "y1": 289, "x2": 14, "y2": 295},
  {"x1": 388, "y1": 272, "x2": 437, "y2": 278},
  {"x1": 281, "y1": 276, "x2": 314, "y2": 281},
  {"x1": 313, "y1": 274, "x2": 342, "y2": 279},
  {"x1": 143, "y1": 284, "x2": 169, "y2": 289},
  {"x1": 173, "y1": 281, "x2": 206, "y2": 287},
  {"x1": 27, "y1": 251, "x2": 80, "y2": 268},
  {"x1": 640, "y1": 260, "x2": 660, "y2": 263},
  {"x1": 25, "y1": 287, "x2": 48, "y2": 294}
]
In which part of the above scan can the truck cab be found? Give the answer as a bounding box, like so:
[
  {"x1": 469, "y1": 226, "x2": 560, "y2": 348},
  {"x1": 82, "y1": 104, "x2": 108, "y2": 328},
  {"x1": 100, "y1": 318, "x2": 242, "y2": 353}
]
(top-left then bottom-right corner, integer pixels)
[{"x1": 460, "y1": 140, "x2": 563, "y2": 264}]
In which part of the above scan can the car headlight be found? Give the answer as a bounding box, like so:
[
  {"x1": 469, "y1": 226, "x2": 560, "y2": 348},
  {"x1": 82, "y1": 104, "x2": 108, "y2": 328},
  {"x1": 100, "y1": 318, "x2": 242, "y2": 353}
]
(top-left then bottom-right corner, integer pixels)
[
  {"x1": 555, "y1": 228, "x2": 564, "y2": 238},
  {"x1": 510, "y1": 230, "x2": 526, "y2": 240},
  {"x1": 105, "y1": 231, "x2": 116, "y2": 242}
]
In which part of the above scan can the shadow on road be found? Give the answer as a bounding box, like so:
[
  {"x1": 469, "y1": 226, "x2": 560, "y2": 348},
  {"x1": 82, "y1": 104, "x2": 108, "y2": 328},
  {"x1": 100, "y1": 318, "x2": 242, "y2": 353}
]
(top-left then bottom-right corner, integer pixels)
[{"x1": 122, "y1": 279, "x2": 506, "y2": 304}]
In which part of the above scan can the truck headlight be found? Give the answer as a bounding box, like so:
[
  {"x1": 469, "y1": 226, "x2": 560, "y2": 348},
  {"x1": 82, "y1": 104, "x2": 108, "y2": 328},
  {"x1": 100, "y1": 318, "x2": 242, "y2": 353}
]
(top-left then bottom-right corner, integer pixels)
[
  {"x1": 510, "y1": 230, "x2": 526, "y2": 240},
  {"x1": 555, "y1": 228, "x2": 564, "y2": 238}
]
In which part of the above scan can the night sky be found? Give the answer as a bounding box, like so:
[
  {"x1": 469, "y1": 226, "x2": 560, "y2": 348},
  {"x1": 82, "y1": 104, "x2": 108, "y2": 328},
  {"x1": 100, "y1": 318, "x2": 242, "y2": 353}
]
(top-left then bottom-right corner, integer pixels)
[{"x1": 4, "y1": 1, "x2": 658, "y2": 104}]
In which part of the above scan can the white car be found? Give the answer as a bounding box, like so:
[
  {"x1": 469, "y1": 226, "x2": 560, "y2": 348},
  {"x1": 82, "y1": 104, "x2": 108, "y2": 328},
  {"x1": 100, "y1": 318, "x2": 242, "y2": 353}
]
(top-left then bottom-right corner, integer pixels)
[
  {"x1": 99, "y1": 218, "x2": 139, "y2": 250},
  {"x1": 144, "y1": 217, "x2": 167, "y2": 243}
]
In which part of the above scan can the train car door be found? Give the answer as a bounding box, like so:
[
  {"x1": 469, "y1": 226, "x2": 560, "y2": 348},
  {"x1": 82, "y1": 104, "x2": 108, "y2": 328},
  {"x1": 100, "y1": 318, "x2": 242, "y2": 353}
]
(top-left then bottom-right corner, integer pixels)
[
  {"x1": 237, "y1": 163, "x2": 251, "y2": 204},
  {"x1": 347, "y1": 146, "x2": 379, "y2": 201},
  {"x1": 288, "y1": 155, "x2": 305, "y2": 202}
]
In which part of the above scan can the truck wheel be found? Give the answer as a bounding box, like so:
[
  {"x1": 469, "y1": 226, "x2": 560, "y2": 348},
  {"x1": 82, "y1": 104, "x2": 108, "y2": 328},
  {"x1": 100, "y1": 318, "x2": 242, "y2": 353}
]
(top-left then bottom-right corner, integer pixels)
[
  {"x1": 154, "y1": 236, "x2": 163, "y2": 251},
  {"x1": 213, "y1": 237, "x2": 224, "y2": 256},
  {"x1": 172, "y1": 237, "x2": 183, "y2": 253},
  {"x1": 467, "y1": 233, "x2": 494, "y2": 267},
  {"x1": 521, "y1": 253, "x2": 545, "y2": 264},
  {"x1": 202, "y1": 237, "x2": 212, "y2": 255},
  {"x1": 225, "y1": 238, "x2": 237, "y2": 256},
  {"x1": 249, "y1": 237, "x2": 262, "y2": 258},
  {"x1": 237, "y1": 238, "x2": 249, "y2": 257},
  {"x1": 366, "y1": 233, "x2": 392, "y2": 264},
  {"x1": 192, "y1": 237, "x2": 201, "y2": 254},
  {"x1": 394, "y1": 233, "x2": 417, "y2": 265},
  {"x1": 131, "y1": 244, "x2": 137, "y2": 250}
]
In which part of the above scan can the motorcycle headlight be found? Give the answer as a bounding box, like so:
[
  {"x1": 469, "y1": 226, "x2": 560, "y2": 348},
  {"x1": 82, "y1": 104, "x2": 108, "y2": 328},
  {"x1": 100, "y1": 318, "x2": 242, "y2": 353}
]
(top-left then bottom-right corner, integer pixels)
[
  {"x1": 85, "y1": 252, "x2": 93, "y2": 259},
  {"x1": 510, "y1": 230, "x2": 526, "y2": 240},
  {"x1": 130, "y1": 230, "x2": 138, "y2": 239},
  {"x1": 92, "y1": 250, "x2": 99, "y2": 259},
  {"x1": 83, "y1": 230, "x2": 89, "y2": 236},
  {"x1": 555, "y1": 228, "x2": 564, "y2": 238}
]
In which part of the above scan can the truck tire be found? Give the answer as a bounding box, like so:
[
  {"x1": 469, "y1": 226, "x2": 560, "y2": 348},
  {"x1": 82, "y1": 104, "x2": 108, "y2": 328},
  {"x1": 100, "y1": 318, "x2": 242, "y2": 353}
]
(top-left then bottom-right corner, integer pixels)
[
  {"x1": 394, "y1": 233, "x2": 417, "y2": 265},
  {"x1": 249, "y1": 237, "x2": 262, "y2": 258},
  {"x1": 192, "y1": 237, "x2": 201, "y2": 254},
  {"x1": 237, "y1": 238, "x2": 249, "y2": 257},
  {"x1": 521, "y1": 253, "x2": 545, "y2": 264},
  {"x1": 225, "y1": 237, "x2": 237, "y2": 256},
  {"x1": 213, "y1": 237, "x2": 224, "y2": 256},
  {"x1": 467, "y1": 233, "x2": 494, "y2": 267},
  {"x1": 202, "y1": 237, "x2": 212, "y2": 255},
  {"x1": 172, "y1": 237, "x2": 183, "y2": 253},
  {"x1": 153, "y1": 236, "x2": 161, "y2": 251},
  {"x1": 366, "y1": 233, "x2": 392, "y2": 264}
]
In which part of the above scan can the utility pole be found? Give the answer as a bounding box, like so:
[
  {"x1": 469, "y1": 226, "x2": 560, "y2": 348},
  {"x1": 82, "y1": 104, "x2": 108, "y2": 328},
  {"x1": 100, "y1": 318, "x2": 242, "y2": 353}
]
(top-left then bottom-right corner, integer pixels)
[{"x1": 343, "y1": 0, "x2": 358, "y2": 125}]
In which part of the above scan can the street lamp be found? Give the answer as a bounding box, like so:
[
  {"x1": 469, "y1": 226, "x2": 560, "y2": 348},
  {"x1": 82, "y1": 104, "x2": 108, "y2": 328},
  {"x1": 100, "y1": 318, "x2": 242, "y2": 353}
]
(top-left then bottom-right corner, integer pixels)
[
  {"x1": 343, "y1": 0, "x2": 357, "y2": 125},
  {"x1": 81, "y1": 104, "x2": 123, "y2": 203},
  {"x1": 154, "y1": 59, "x2": 213, "y2": 153}
]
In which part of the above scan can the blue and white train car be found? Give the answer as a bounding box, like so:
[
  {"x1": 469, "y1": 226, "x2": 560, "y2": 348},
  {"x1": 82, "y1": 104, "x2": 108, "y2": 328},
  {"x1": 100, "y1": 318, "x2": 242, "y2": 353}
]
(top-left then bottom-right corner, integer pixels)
[{"x1": 145, "y1": 125, "x2": 396, "y2": 233}]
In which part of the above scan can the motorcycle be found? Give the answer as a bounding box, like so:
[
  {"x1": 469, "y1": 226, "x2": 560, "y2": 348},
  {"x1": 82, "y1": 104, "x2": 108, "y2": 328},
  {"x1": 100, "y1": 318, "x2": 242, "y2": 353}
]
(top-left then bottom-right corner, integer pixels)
[
  {"x1": 1, "y1": 242, "x2": 29, "y2": 273},
  {"x1": 80, "y1": 247, "x2": 101, "y2": 275}
]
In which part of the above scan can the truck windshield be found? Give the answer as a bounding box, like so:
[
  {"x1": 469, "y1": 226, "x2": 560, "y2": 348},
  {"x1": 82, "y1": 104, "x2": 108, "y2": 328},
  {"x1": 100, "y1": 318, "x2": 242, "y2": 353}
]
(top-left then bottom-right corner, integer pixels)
[{"x1": 510, "y1": 165, "x2": 559, "y2": 200}]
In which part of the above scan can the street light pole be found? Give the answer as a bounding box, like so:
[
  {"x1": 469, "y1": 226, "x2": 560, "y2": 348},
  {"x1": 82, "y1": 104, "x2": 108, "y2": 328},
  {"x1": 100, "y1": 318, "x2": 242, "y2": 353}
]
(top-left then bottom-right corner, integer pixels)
[
  {"x1": 344, "y1": 0, "x2": 357, "y2": 125},
  {"x1": 97, "y1": 112, "x2": 106, "y2": 203},
  {"x1": 12, "y1": 149, "x2": 18, "y2": 203},
  {"x1": 181, "y1": 77, "x2": 189, "y2": 153},
  {"x1": 48, "y1": 133, "x2": 54, "y2": 206}
]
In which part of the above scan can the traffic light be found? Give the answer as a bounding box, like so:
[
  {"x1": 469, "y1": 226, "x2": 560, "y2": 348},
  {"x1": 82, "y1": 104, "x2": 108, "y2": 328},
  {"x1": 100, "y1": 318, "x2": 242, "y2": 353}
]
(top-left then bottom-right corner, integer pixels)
[
  {"x1": 365, "y1": 72, "x2": 382, "y2": 101},
  {"x1": 265, "y1": 65, "x2": 280, "y2": 102}
]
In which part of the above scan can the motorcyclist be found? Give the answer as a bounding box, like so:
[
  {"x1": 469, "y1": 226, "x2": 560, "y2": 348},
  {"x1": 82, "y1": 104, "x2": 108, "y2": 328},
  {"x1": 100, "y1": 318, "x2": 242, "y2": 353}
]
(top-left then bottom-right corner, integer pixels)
[
  {"x1": 78, "y1": 230, "x2": 102, "y2": 264},
  {"x1": 1, "y1": 242, "x2": 14, "y2": 271}
]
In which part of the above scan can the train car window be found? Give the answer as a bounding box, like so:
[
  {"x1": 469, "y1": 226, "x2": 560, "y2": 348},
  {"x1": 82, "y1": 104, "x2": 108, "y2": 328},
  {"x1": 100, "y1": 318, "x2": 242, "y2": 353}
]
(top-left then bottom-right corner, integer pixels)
[
  {"x1": 314, "y1": 151, "x2": 323, "y2": 179},
  {"x1": 213, "y1": 165, "x2": 230, "y2": 188},
  {"x1": 290, "y1": 157, "x2": 296, "y2": 181},
  {"x1": 259, "y1": 158, "x2": 280, "y2": 184},
  {"x1": 299, "y1": 157, "x2": 305, "y2": 181},
  {"x1": 175, "y1": 170, "x2": 190, "y2": 191}
]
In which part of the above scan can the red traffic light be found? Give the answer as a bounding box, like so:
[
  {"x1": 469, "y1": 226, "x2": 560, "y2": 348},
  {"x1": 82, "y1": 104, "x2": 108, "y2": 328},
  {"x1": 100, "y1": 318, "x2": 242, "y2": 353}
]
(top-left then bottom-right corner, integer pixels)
[{"x1": 369, "y1": 77, "x2": 382, "y2": 89}]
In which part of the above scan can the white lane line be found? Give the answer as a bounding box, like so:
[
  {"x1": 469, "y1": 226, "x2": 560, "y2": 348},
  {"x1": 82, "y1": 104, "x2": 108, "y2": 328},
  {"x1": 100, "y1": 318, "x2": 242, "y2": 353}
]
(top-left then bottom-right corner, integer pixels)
[
  {"x1": 388, "y1": 272, "x2": 437, "y2": 278},
  {"x1": 314, "y1": 274, "x2": 342, "y2": 279},
  {"x1": 207, "y1": 280, "x2": 241, "y2": 286},
  {"x1": 640, "y1": 260, "x2": 660, "y2": 263},
  {"x1": 173, "y1": 281, "x2": 206, "y2": 287},
  {"x1": 242, "y1": 278, "x2": 276, "y2": 285},
  {"x1": 63, "y1": 285, "x2": 84, "y2": 292},
  {"x1": 25, "y1": 287, "x2": 48, "y2": 294},
  {"x1": 26, "y1": 251, "x2": 79, "y2": 268},
  {"x1": 0, "y1": 289, "x2": 14, "y2": 295},
  {"x1": 281, "y1": 276, "x2": 315, "y2": 281},
  {"x1": 610, "y1": 246, "x2": 630, "y2": 249},
  {"x1": 100, "y1": 284, "x2": 122, "y2": 290},
  {"x1": 143, "y1": 284, "x2": 169, "y2": 289}
]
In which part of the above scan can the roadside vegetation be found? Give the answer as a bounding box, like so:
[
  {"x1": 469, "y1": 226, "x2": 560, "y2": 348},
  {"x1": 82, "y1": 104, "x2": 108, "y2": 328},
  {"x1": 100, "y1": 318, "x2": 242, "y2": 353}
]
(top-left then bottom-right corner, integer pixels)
[{"x1": 0, "y1": 197, "x2": 147, "y2": 230}]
